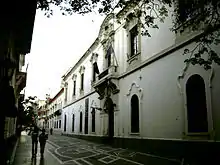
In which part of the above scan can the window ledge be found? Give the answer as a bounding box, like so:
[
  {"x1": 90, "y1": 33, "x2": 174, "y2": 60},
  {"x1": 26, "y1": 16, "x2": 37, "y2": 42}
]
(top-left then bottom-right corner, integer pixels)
[
  {"x1": 79, "y1": 89, "x2": 84, "y2": 94},
  {"x1": 186, "y1": 132, "x2": 210, "y2": 136},
  {"x1": 130, "y1": 132, "x2": 140, "y2": 136},
  {"x1": 127, "y1": 52, "x2": 140, "y2": 64}
]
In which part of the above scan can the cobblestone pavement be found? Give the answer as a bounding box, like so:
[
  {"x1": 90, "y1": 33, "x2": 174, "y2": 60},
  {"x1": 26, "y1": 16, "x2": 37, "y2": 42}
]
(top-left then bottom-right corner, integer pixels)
[{"x1": 47, "y1": 135, "x2": 182, "y2": 165}]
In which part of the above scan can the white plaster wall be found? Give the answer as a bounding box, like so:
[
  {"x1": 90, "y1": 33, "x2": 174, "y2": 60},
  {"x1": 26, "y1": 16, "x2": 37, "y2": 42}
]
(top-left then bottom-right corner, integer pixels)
[
  {"x1": 62, "y1": 92, "x2": 104, "y2": 136},
  {"x1": 117, "y1": 42, "x2": 220, "y2": 139},
  {"x1": 114, "y1": 4, "x2": 176, "y2": 75},
  {"x1": 65, "y1": 43, "x2": 104, "y2": 103}
]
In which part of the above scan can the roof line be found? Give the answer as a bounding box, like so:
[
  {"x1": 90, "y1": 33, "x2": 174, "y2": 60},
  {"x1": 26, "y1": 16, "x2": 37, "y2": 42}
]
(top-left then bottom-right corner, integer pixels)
[{"x1": 49, "y1": 88, "x2": 64, "y2": 104}]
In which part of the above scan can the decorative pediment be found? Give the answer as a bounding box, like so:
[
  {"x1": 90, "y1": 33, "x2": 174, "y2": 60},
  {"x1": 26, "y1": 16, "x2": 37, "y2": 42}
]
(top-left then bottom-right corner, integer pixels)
[
  {"x1": 98, "y1": 13, "x2": 114, "y2": 39},
  {"x1": 72, "y1": 74, "x2": 77, "y2": 80},
  {"x1": 90, "y1": 100, "x2": 97, "y2": 108},
  {"x1": 79, "y1": 66, "x2": 85, "y2": 74},
  {"x1": 90, "y1": 53, "x2": 99, "y2": 63},
  {"x1": 126, "y1": 82, "x2": 143, "y2": 99},
  {"x1": 78, "y1": 105, "x2": 83, "y2": 112},
  {"x1": 64, "y1": 82, "x2": 68, "y2": 87}
]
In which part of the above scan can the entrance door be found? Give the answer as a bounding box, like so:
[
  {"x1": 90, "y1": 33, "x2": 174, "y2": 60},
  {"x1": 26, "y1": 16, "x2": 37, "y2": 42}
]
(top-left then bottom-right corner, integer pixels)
[
  {"x1": 186, "y1": 74, "x2": 208, "y2": 133},
  {"x1": 64, "y1": 115, "x2": 67, "y2": 132},
  {"x1": 106, "y1": 97, "x2": 114, "y2": 138}
]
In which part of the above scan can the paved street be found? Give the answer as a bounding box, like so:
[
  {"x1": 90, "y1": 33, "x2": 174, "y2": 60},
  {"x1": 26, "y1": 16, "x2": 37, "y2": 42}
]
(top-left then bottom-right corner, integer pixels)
[
  {"x1": 13, "y1": 131, "x2": 61, "y2": 165},
  {"x1": 14, "y1": 132, "x2": 182, "y2": 165}
]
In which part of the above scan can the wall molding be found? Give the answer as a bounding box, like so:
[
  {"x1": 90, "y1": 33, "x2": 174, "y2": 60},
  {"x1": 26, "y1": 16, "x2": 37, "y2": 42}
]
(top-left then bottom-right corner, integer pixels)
[
  {"x1": 126, "y1": 81, "x2": 143, "y2": 100},
  {"x1": 63, "y1": 91, "x2": 96, "y2": 109}
]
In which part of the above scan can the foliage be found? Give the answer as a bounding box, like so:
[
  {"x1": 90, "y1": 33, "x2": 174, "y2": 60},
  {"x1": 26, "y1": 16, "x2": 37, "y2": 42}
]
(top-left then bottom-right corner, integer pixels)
[
  {"x1": 20, "y1": 96, "x2": 38, "y2": 126},
  {"x1": 36, "y1": 0, "x2": 220, "y2": 69}
]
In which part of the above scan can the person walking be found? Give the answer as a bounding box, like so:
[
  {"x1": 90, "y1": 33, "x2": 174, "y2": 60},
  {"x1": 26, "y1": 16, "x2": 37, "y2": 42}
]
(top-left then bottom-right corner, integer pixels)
[
  {"x1": 39, "y1": 129, "x2": 48, "y2": 158},
  {"x1": 50, "y1": 128, "x2": 53, "y2": 135},
  {"x1": 31, "y1": 125, "x2": 41, "y2": 158}
]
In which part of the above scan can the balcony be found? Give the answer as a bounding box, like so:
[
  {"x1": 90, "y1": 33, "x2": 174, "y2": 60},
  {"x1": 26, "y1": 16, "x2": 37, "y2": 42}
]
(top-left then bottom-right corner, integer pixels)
[
  {"x1": 92, "y1": 66, "x2": 119, "y2": 100},
  {"x1": 54, "y1": 109, "x2": 62, "y2": 116},
  {"x1": 15, "y1": 71, "x2": 27, "y2": 95},
  {"x1": 98, "y1": 68, "x2": 108, "y2": 80}
]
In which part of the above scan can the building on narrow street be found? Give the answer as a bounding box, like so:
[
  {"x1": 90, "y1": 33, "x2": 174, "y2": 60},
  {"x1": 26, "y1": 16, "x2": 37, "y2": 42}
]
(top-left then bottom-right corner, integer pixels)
[
  {"x1": 59, "y1": 0, "x2": 220, "y2": 158},
  {"x1": 47, "y1": 88, "x2": 64, "y2": 134},
  {"x1": 37, "y1": 100, "x2": 47, "y2": 128},
  {"x1": 0, "y1": 1, "x2": 37, "y2": 164}
]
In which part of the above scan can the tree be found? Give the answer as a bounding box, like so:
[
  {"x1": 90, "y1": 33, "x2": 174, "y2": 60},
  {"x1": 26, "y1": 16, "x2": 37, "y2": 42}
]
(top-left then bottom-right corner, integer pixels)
[
  {"x1": 21, "y1": 96, "x2": 38, "y2": 126},
  {"x1": 36, "y1": 0, "x2": 220, "y2": 69}
]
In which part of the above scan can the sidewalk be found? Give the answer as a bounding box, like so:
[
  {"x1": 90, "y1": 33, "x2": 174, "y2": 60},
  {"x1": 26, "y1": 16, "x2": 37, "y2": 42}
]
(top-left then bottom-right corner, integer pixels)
[{"x1": 13, "y1": 132, "x2": 61, "y2": 165}]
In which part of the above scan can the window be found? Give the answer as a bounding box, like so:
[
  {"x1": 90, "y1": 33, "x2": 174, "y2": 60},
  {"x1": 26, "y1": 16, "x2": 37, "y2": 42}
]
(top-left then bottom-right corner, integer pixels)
[
  {"x1": 65, "y1": 83, "x2": 68, "y2": 101},
  {"x1": 80, "y1": 73, "x2": 84, "y2": 91},
  {"x1": 73, "y1": 80, "x2": 76, "y2": 96},
  {"x1": 130, "y1": 25, "x2": 139, "y2": 57},
  {"x1": 106, "y1": 46, "x2": 113, "y2": 67},
  {"x1": 79, "y1": 112, "x2": 83, "y2": 132},
  {"x1": 93, "y1": 63, "x2": 96, "y2": 82},
  {"x1": 131, "y1": 94, "x2": 139, "y2": 133},
  {"x1": 72, "y1": 114, "x2": 75, "y2": 132},
  {"x1": 91, "y1": 108, "x2": 95, "y2": 132},
  {"x1": 186, "y1": 74, "x2": 208, "y2": 133},
  {"x1": 59, "y1": 120, "x2": 61, "y2": 128},
  {"x1": 92, "y1": 62, "x2": 99, "y2": 82}
]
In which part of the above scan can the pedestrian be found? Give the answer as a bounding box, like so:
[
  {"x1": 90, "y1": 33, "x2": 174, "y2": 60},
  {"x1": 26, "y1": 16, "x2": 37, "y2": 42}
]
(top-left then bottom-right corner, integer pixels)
[
  {"x1": 39, "y1": 129, "x2": 48, "y2": 158},
  {"x1": 31, "y1": 125, "x2": 41, "y2": 158},
  {"x1": 50, "y1": 128, "x2": 53, "y2": 135}
]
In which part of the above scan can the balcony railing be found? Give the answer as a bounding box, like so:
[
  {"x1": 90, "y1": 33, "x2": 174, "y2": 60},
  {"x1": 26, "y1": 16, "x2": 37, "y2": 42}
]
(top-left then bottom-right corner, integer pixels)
[{"x1": 98, "y1": 68, "x2": 109, "y2": 80}]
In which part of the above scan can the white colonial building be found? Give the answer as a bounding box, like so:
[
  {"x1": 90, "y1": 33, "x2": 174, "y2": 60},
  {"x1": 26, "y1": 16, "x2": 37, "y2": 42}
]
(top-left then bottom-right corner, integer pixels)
[
  {"x1": 37, "y1": 100, "x2": 47, "y2": 128},
  {"x1": 60, "y1": 1, "x2": 220, "y2": 149},
  {"x1": 48, "y1": 88, "x2": 64, "y2": 133}
]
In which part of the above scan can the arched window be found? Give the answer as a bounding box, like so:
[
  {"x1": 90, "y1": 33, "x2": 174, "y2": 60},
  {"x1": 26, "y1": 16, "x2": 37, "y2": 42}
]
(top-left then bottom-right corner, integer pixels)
[
  {"x1": 131, "y1": 94, "x2": 139, "y2": 133},
  {"x1": 72, "y1": 114, "x2": 75, "y2": 132},
  {"x1": 79, "y1": 112, "x2": 83, "y2": 132},
  {"x1": 64, "y1": 115, "x2": 67, "y2": 132},
  {"x1": 186, "y1": 74, "x2": 208, "y2": 133}
]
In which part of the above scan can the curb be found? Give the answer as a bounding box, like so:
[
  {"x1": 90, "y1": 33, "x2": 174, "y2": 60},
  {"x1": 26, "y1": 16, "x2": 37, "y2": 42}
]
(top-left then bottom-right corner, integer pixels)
[{"x1": 9, "y1": 137, "x2": 19, "y2": 165}]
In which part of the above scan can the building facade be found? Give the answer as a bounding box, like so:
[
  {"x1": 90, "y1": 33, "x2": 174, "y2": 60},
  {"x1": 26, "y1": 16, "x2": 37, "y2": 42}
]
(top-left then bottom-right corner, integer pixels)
[
  {"x1": 0, "y1": 1, "x2": 37, "y2": 164},
  {"x1": 47, "y1": 88, "x2": 64, "y2": 134},
  {"x1": 59, "y1": 1, "x2": 220, "y2": 157},
  {"x1": 61, "y1": 2, "x2": 220, "y2": 141},
  {"x1": 37, "y1": 100, "x2": 47, "y2": 128}
]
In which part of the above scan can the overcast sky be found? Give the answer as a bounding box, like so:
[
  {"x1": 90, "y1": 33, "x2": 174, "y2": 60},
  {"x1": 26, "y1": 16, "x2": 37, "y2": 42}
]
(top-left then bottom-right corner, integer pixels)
[{"x1": 24, "y1": 8, "x2": 104, "y2": 100}]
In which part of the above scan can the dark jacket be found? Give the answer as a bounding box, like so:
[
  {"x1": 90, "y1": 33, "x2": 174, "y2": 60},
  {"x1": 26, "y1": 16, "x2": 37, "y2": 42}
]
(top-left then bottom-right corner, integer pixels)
[{"x1": 39, "y1": 133, "x2": 48, "y2": 143}]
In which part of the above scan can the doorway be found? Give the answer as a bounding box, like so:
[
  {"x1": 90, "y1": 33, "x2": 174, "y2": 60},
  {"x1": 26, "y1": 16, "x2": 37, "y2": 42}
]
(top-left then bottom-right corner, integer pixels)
[{"x1": 105, "y1": 97, "x2": 114, "y2": 138}]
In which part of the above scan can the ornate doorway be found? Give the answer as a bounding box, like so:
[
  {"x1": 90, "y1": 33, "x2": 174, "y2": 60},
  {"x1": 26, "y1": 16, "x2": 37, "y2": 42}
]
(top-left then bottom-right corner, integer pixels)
[{"x1": 104, "y1": 97, "x2": 114, "y2": 138}]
